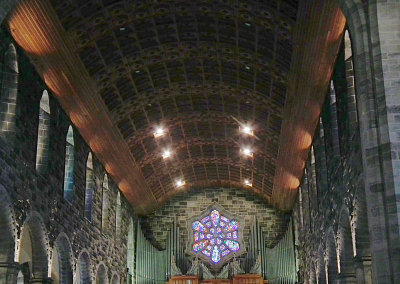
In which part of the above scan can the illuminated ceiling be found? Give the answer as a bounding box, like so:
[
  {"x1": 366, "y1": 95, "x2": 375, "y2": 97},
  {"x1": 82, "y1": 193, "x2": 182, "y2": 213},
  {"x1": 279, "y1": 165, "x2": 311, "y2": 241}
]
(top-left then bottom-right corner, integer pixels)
[{"x1": 6, "y1": 0, "x2": 346, "y2": 214}]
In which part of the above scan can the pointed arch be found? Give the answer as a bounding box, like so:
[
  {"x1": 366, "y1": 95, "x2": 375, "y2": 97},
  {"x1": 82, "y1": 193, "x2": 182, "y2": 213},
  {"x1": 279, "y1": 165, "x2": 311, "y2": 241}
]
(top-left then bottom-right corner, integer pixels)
[
  {"x1": 63, "y1": 126, "x2": 75, "y2": 202},
  {"x1": 51, "y1": 233, "x2": 73, "y2": 284},
  {"x1": 76, "y1": 250, "x2": 91, "y2": 284},
  {"x1": 0, "y1": 43, "x2": 18, "y2": 136},
  {"x1": 115, "y1": 191, "x2": 121, "y2": 238},
  {"x1": 35, "y1": 90, "x2": 51, "y2": 172},
  {"x1": 95, "y1": 263, "x2": 108, "y2": 284},
  {"x1": 111, "y1": 274, "x2": 119, "y2": 284},
  {"x1": 85, "y1": 153, "x2": 95, "y2": 221},
  {"x1": 101, "y1": 174, "x2": 110, "y2": 233},
  {"x1": 19, "y1": 212, "x2": 49, "y2": 279}
]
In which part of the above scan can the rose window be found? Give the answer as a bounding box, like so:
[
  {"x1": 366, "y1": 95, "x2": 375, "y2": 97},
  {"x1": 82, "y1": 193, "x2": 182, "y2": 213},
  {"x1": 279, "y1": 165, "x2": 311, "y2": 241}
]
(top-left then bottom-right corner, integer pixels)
[{"x1": 191, "y1": 209, "x2": 241, "y2": 264}]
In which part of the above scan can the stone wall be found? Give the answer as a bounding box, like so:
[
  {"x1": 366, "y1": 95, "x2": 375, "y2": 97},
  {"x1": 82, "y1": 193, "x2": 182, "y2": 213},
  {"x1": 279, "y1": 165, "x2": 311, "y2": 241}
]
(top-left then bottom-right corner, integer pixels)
[
  {"x1": 0, "y1": 28, "x2": 135, "y2": 283},
  {"x1": 293, "y1": 31, "x2": 373, "y2": 283},
  {"x1": 141, "y1": 187, "x2": 290, "y2": 251}
]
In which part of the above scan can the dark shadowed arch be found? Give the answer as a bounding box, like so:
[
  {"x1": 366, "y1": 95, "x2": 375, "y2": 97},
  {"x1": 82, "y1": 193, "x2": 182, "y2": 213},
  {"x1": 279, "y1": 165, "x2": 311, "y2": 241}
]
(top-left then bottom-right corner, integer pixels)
[
  {"x1": 77, "y1": 250, "x2": 91, "y2": 284},
  {"x1": 52, "y1": 233, "x2": 73, "y2": 284},
  {"x1": 111, "y1": 273, "x2": 119, "y2": 284},
  {"x1": 96, "y1": 263, "x2": 108, "y2": 284}
]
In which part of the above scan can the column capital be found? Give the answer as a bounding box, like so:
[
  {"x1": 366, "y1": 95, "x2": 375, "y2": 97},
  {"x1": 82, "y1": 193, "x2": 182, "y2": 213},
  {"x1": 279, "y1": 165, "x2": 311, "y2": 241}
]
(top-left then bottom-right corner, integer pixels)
[
  {"x1": 30, "y1": 277, "x2": 53, "y2": 283},
  {"x1": 0, "y1": 261, "x2": 19, "y2": 269}
]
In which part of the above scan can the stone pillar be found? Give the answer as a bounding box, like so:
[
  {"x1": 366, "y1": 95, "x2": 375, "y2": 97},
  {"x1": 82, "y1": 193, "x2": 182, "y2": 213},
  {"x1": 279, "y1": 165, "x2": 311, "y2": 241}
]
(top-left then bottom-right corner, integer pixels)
[
  {"x1": 0, "y1": 262, "x2": 19, "y2": 283},
  {"x1": 30, "y1": 277, "x2": 53, "y2": 283},
  {"x1": 354, "y1": 256, "x2": 372, "y2": 284}
]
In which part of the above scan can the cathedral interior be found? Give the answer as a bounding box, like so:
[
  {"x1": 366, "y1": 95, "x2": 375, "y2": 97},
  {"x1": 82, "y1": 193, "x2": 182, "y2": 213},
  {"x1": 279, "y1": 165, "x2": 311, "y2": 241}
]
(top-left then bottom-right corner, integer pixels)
[{"x1": 0, "y1": 0, "x2": 399, "y2": 283}]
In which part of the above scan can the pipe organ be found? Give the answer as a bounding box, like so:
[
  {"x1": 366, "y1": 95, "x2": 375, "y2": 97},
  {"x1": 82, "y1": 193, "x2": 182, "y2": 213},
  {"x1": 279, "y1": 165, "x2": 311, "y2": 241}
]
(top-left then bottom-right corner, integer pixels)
[
  {"x1": 135, "y1": 222, "x2": 166, "y2": 283},
  {"x1": 244, "y1": 217, "x2": 268, "y2": 277},
  {"x1": 131, "y1": 217, "x2": 297, "y2": 283}
]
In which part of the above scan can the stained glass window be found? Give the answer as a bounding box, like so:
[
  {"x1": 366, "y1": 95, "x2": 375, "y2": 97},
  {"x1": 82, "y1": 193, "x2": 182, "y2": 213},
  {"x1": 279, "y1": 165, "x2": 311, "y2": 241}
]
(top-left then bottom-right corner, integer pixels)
[{"x1": 191, "y1": 209, "x2": 240, "y2": 264}]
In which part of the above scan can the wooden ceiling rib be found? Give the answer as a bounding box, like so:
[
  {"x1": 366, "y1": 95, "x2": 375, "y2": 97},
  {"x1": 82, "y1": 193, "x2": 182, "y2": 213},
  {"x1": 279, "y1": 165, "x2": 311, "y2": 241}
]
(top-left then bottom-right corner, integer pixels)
[
  {"x1": 272, "y1": 0, "x2": 346, "y2": 211},
  {"x1": 6, "y1": 0, "x2": 346, "y2": 214},
  {"x1": 7, "y1": 0, "x2": 156, "y2": 214}
]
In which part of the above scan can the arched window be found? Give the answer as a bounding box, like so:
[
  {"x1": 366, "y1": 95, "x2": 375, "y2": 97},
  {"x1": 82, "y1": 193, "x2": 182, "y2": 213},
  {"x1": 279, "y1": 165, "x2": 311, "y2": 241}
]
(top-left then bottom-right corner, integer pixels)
[
  {"x1": 115, "y1": 191, "x2": 121, "y2": 238},
  {"x1": 101, "y1": 174, "x2": 109, "y2": 233},
  {"x1": 63, "y1": 126, "x2": 75, "y2": 202},
  {"x1": 329, "y1": 81, "x2": 341, "y2": 157},
  {"x1": 127, "y1": 219, "x2": 135, "y2": 282},
  {"x1": 35, "y1": 90, "x2": 50, "y2": 172},
  {"x1": 0, "y1": 44, "x2": 19, "y2": 136},
  {"x1": 85, "y1": 153, "x2": 94, "y2": 221},
  {"x1": 344, "y1": 29, "x2": 359, "y2": 130}
]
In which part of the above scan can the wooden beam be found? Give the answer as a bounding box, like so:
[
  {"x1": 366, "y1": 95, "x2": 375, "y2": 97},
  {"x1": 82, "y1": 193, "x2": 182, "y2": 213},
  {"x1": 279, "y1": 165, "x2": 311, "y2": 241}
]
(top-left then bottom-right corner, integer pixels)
[
  {"x1": 272, "y1": 0, "x2": 346, "y2": 212},
  {"x1": 6, "y1": 0, "x2": 156, "y2": 214}
]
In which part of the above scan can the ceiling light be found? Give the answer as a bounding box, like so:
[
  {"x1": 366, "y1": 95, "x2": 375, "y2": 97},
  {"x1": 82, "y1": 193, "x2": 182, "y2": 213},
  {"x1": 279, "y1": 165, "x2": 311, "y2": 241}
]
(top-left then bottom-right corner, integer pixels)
[
  {"x1": 135, "y1": 70, "x2": 141, "y2": 74},
  {"x1": 162, "y1": 149, "x2": 171, "y2": 159},
  {"x1": 245, "y1": 22, "x2": 251, "y2": 27},
  {"x1": 154, "y1": 127, "x2": 166, "y2": 138},
  {"x1": 175, "y1": 179, "x2": 186, "y2": 188},
  {"x1": 245, "y1": 66, "x2": 250, "y2": 70},
  {"x1": 244, "y1": 179, "x2": 252, "y2": 187},
  {"x1": 119, "y1": 27, "x2": 126, "y2": 31},
  {"x1": 240, "y1": 125, "x2": 254, "y2": 136},
  {"x1": 241, "y1": 147, "x2": 253, "y2": 157}
]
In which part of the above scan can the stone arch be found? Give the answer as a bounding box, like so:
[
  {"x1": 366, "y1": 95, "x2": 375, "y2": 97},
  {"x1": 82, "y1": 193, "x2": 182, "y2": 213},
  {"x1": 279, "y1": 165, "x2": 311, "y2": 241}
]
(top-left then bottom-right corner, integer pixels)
[
  {"x1": 95, "y1": 262, "x2": 108, "y2": 284},
  {"x1": 76, "y1": 250, "x2": 92, "y2": 284},
  {"x1": 110, "y1": 273, "x2": 119, "y2": 284},
  {"x1": 337, "y1": 206, "x2": 355, "y2": 279},
  {"x1": 19, "y1": 212, "x2": 49, "y2": 279},
  {"x1": 0, "y1": 43, "x2": 19, "y2": 136},
  {"x1": 51, "y1": 233, "x2": 73, "y2": 284},
  {"x1": 325, "y1": 228, "x2": 338, "y2": 283}
]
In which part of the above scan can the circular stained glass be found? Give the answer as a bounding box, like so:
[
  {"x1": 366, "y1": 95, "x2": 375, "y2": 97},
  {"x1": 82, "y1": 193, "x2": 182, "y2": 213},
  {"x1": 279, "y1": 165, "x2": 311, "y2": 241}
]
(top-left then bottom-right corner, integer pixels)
[{"x1": 191, "y1": 209, "x2": 240, "y2": 264}]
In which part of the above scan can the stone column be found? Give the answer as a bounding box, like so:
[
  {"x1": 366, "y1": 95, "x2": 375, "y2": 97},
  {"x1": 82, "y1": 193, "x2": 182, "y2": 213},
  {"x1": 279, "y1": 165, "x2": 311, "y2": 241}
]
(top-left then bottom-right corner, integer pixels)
[
  {"x1": 0, "y1": 262, "x2": 19, "y2": 283},
  {"x1": 354, "y1": 256, "x2": 372, "y2": 284}
]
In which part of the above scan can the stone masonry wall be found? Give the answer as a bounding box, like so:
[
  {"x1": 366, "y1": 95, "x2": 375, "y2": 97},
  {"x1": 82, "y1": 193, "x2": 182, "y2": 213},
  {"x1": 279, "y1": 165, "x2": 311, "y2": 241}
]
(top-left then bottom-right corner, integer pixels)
[
  {"x1": 0, "y1": 28, "x2": 136, "y2": 282},
  {"x1": 141, "y1": 187, "x2": 290, "y2": 251}
]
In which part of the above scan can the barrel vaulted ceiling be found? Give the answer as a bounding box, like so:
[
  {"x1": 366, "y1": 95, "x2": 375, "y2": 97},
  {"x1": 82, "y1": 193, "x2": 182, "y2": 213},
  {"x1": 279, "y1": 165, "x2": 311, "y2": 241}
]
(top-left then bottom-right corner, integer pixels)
[
  {"x1": 54, "y1": 0, "x2": 296, "y2": 202},
  {"x1": 7, "y1": 0, "x2": 346, "y2": 214}
]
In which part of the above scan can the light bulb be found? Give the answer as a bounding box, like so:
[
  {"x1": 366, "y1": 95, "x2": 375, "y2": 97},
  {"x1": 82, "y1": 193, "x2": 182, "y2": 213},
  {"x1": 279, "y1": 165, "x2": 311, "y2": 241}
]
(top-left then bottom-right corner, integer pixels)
[{"x1": 154, "y1": 127, "x2": 165, "y2": 138}]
